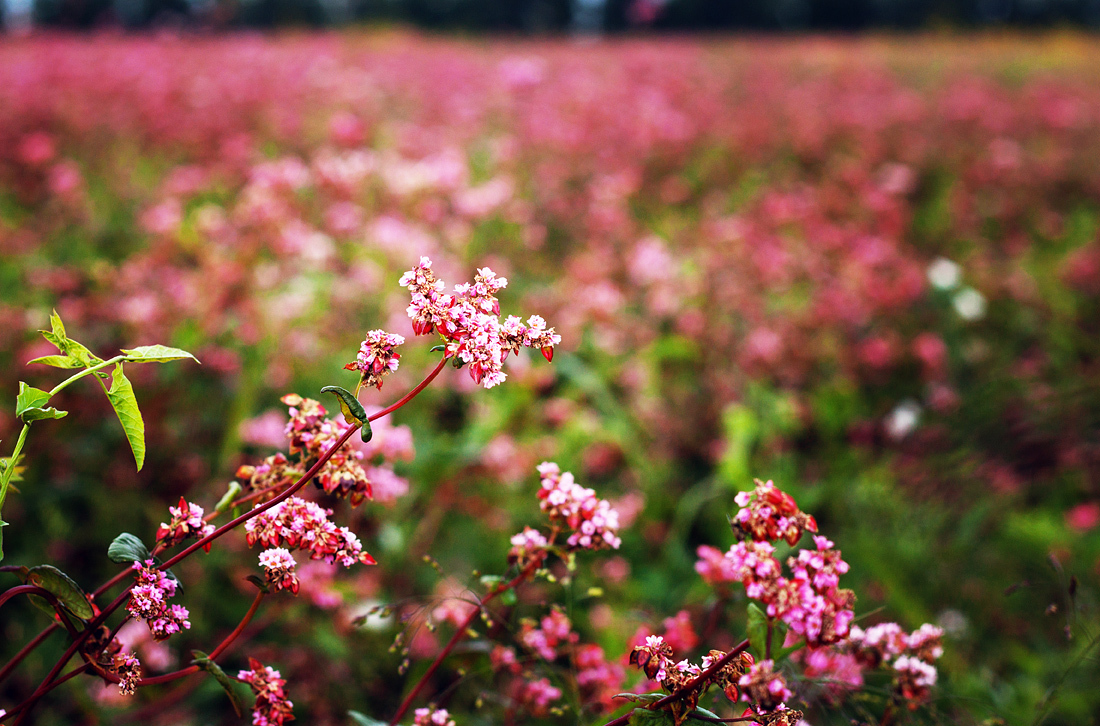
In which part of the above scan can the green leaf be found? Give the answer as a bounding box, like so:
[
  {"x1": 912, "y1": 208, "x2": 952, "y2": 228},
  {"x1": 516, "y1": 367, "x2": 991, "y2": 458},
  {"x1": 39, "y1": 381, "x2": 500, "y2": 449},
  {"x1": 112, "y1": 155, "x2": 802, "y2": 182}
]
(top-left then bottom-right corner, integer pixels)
[
  {"x1": 191, "y1": 650, "x2": 244, "y2": 718},
  {"x1": 27, "y1": 355, "x2": 84, "y2": 369},
  {"x1": 320, "y1": 385, "x2": 372, "y2": 442},
  {"x1": 500, "y1": 588, "x2": 518, "y2": 606},
  {"x1": 23, "y1": 564, "x2": 95, "y2": 620},
  {"x1": 40, "y1": 310, "x2": 102, "y2": 368},
  {"x1": 747, "y1": 602, "x2": 768, "y2": 656},
  {"x1": 630, "y1": 710, "x2": 677, "y2": 726},
  {"x1": 0, "y1": 520, "x2": 8, "y2": 563},
  {"x1": 688, "y1": 708, "x2": 722, "y2": 721},
  {"x1": 613, "y1": 692, "x2": 666, "y2": 705},
  {"x1": 104, "y1": 364, "x2": 145, "y2": 471},
  {"x1": 121, "y1": 345, "x2": 200, "y2": 364},
  {"x1": 19, "y1": 407, "x2": 68, "y2": 423},
  {"x1": 108, "y1": 532, "x2": 151, "y2": 564},
  {"x1": 245, "y1": 574, "x2": 270, "y2": 593},
  {"x1": 215, "y1": 482, "x2": 243, "y2": 514},
  {"x1": 348, "y1": 711, "x2": 388, "y2": 726},
  {"x1": 16, "y1": 382, "x2": 51, "y2": 417}
]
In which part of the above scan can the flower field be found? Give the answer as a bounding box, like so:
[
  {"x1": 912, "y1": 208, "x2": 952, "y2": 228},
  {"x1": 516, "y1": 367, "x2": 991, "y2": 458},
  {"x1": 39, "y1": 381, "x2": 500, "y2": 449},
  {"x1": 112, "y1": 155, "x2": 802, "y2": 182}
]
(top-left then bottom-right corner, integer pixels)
[{"x1": 1, "y1": 31, "x2": 1099, "y2": 726}]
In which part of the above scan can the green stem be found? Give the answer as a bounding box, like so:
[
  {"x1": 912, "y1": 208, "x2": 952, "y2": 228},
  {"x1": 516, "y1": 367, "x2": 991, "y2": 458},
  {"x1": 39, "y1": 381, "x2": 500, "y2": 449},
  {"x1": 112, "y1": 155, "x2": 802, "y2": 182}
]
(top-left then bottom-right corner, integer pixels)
[
  {"x1": 0, "y1": 423, "x2": 29, "y2": 511},
  {"x1": 46, "y1": 355, "x2": 125, "y2": 398}
]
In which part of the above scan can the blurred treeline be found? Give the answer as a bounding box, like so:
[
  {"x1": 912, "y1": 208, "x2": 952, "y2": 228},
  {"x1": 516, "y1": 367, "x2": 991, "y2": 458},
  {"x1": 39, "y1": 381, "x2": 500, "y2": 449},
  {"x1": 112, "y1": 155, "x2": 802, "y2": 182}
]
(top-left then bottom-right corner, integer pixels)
[{"x1": 6, "y1": 0, "x2": 1100, "y2": 32}]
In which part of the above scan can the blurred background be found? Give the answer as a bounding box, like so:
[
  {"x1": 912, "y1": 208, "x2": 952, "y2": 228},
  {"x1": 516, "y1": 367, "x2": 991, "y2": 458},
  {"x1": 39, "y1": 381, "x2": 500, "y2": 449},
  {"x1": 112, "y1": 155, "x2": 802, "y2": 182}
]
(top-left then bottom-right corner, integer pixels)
[{"x1": 1, "y1": 7, "x2": 1100, "y2": 726}]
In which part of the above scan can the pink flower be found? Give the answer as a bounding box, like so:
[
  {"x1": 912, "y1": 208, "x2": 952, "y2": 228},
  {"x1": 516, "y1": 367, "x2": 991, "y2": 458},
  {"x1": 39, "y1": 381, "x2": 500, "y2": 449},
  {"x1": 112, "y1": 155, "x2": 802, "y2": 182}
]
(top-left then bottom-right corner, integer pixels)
[
  {"x1": 239, "y1": 659, "x2": 294, "y2": 726},
  {"x1": 156, "y1": 497, "x2": 215, "y2": 551},
  {"x1": 346, "y1": 330, "x2": 405, "y2": 390},
  {"x1": 535, "y1": 463, "x2": 621, "y2": 550},
  {"x1": 1066, "y1": 502, "x2": 1100, "y2": 531},
  {"x1": 259, "y1": 547, "x2": 300, "y2": 594},
  {"x1": 127, "y1": 560, "x2": 190, "y2": 642}
]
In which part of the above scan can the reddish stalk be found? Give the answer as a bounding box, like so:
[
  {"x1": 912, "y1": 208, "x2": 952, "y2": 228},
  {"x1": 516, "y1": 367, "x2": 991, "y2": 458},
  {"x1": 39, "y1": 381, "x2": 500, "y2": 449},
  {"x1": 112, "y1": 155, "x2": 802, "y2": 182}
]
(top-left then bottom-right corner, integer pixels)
[
  {"x1": 0, "y1": 664, "x2": 90, "y2": 723},
  {"x1": 6, "y1": 356, "x2": 449, "y2": 722},
  {"x1": 0, "y1": 625, "x2": 55, "y2": 684},
  {"x1": 387, "y1": 552, "x2": 547, "y2": 726}
]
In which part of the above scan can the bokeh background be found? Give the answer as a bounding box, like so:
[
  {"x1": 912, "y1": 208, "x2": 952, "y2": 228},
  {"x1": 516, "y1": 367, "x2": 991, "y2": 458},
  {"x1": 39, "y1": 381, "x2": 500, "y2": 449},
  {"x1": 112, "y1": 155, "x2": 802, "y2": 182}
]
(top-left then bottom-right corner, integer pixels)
[{"x1": 1, "y1": 10, "x2": 1099, "y2": 726}]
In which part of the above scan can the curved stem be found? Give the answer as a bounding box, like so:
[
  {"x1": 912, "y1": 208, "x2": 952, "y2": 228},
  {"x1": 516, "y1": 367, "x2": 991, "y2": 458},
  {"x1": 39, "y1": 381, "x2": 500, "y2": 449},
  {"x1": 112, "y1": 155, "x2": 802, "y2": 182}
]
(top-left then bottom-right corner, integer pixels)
[
  {"x1": 0, "y1": 625, "x2": 56, "y2": 684},
  {"x1": 0, "y1": 584, "x2": 47, "y2": 610},
  {"x1": 388, "y1": 550, "x2": 546, "y2": 726}
]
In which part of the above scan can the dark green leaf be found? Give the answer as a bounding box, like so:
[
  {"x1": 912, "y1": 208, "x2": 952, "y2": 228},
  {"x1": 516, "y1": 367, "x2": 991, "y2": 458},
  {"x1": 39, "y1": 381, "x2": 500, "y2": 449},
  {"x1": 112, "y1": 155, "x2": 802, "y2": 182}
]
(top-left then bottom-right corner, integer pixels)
[
  {"x1": 348, "y1": 711, "x2": 388, "y2": 726},
  {"x1": 429, "y1": 345, "x2": 446, "y2": 352},
  {"x1": 108, "y1": 533, "x2": 151, "y2": 564},
  {"x1": 27, "y1": 355, "x2": 84, "y2": 369},
  {"x1": 191, "y1": 650, "x2": 244, "y2": 718},
  {"x1": 688, "y1": 707, "x2": 722, "y2": 721},
  {"x1": 24, "y1": 564, "x2": 95, "y2": 620},
  {"x1": 104, "y1": 364, "x2": 145, "y2": 471},
  {"x1": 630, "y1": 709, "x2": 677, "y2": 726},
  {"x1": 613, "y1": 692, "x2": 666, "y2": 705},
  {"x1": 121, "y1": 345, "x2": 200, "y2": 364},
  {"x1": 747, "y1": 602, "x2": 768, "y2": 656},
  {"x1": 320, "y1": 385, "x2": 372, "y2": 442},
  {"x1": 16, "y1": 382, "x2": 51, "y2": 417},
  {"x1": 245, "y1": 575, "x2": 270, "y2": 593}
]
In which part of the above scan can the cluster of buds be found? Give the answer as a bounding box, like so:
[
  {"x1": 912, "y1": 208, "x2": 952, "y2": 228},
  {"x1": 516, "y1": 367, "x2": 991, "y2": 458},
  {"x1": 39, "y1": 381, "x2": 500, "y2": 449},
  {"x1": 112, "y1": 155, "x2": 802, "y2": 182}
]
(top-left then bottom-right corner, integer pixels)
[
  {"x1": 512, "y1": 677, "x2": 563, "y2": 716},
  {"x1": 733, "y1": 479, "x2": 817, "y2": 545},
  {"x1": 346, "y1": 329, "x2": 404, "y2": 390},
  {"x1": 238, "y1": 658, "x2": 294, "y2": 726},
  {"x1": 127, "y1": 560, "x2": 190, "y2": 642},
  {"x1": 630, "y1": 635, "x2": 752, "y2": 716},
  {"x1": 400, "y1": 257, "x2": 560, "y2": 388},
  {"x1": 281, "y1": 394, "x2": 372, "y2": 506},
  {"x1": 535, "y1": 462, "x2": 621, "y2": 550},
  {"x1": 235, "y1": 453, "x2": 304, "y2": 502},
  {"x1": 244, "y1": 496, "x2": 375, "y2": 567},
  {"x1": 259, "y1": 547, "x2": 300, "y2": 594},
  {"x1": 519, "y1": 608, "x2": 578, "y2": 661},
  {"x1": 574, "y1": 644, "x2": 625, "y2": 710},
  {"x1": 412, "y1": 708, "x2": 455, "y2": 726},
  {"x1": 696, "y1": 482, "x2": 854, "y2": 648},
  {"x1": 739, "y1": 704, "x2": 805, "y2": 726},
  {"x1": 155, "y1": 498, "x2": 215, "y2": 550}
]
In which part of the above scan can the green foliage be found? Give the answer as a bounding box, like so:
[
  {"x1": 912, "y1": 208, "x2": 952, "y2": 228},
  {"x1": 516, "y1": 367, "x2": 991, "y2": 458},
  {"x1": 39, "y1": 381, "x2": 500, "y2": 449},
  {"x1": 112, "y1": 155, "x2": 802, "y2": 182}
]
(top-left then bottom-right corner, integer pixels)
[
  {"x1": 107, "y1": 532, "x2": 151, "y2": 564},
  {"x1": 320, "y1": 384, "x2": 373, "y2": 441},
  {"x1": 19, "y1": 564, "x2": 95, "y2": 621},
  {"x1": 191, "y1": 650, "x2": 245, "y2": 718}
]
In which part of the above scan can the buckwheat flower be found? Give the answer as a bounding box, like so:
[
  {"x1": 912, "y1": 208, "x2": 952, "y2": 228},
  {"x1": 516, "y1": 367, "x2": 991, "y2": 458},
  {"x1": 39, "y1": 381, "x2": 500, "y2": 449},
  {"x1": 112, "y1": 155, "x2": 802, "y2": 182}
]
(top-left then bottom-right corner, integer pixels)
[
  {"x1": 259, "y1": 547, "x2": 300, "y2": 594},
  {"x1": 509, "y1": 526, "x2": 549, "y2": 563},
  {"x1": 280, "y1": 394, "x2": 373, "y2": 506},
  {"x1": 347, "y1": 329, "x2": 405, "y2": 390},
  {"x1": 574, "y1": 644, "x2": 625, "y2": 710},
  {"x1": 893, "y1": 655, "x2": 938, "y2": 703},
  {"x1": 738, "y1": 659, "x2": 792, "y2": 711},
  {"x1": 520, "y1": 609, "x2": 578, "y2": 661},
  {"x1": 630, "y1": 634, "x2": 673, "y2": 681},
  {"x1": 515, "y1": 677, "x2": 563, "y2": 715},
  {"x1": 906, "y1": 623, "x2": 944, "y2": 661},
  {"x1": 413, "y1": 708, "x2": 456, "y2": 726},
  {"x1": 156, "y1": 497, "x2": 216, "y2": 551},
  {"x1": 733, "y1": 479, "x2": 817, "y2": 545},
  {"x1": 244, "y1": 496, "x2": 376, "y2": 567},
  {"x1": 239, "y1": 658, "x2": 294, "y2": 726},
  {"x1": 127, "y1": 560, "x2": 190, "y2": 642}
]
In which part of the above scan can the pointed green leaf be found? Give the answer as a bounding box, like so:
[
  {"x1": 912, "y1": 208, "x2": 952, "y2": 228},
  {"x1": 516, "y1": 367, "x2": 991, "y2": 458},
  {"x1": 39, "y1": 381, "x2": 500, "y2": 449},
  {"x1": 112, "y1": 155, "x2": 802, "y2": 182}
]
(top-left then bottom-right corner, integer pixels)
[
  {"x1": 191, "y1": 650, "x2": 244, "y2": 717},
  {"x1": 348, "y1": 711, "x2": 388, "y2": 726},
  {"x1": 16, "y1": 382, "x2": 51, "y2": 417},
  {"x1": 320, "y1": 385, "x2": 372, "y2": 442},
  {"x1": 40, "y1": 311, "x2": 102, "y2": 368},
  {"x1": 104, "y1": 364, "x2": 145, "y2": 471},
  {"x1": 747, "y1": 602, "x2": 768, "y2": 656},
  {"x1": 108, "y1": 532, "x2": 151, "y2": 564},
  {"x1": 24, "y1": 564, "x2": 95, "y2": 620},
  {"x1": 27, "y1": 355, "x2": 84, "y2": 369},
  {"x1": 121, "y1": 345, "x2": 200, "y2": 364}
]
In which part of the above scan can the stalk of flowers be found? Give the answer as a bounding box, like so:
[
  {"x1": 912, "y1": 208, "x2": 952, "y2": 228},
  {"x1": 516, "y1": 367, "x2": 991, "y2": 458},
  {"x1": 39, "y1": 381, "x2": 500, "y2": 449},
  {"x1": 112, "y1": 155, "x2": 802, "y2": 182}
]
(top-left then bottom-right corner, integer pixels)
[
  {"x1": 258, "y1": 548, "x2": 300, "y2": 594},
  {"x1": 281, "y1": 393, "x2": 374, "y2": 505},
  {"x1": 628, "y1": 634, "x2": 753, "y2": 717},
  {"x1": 412, "y1": 708, "x2": 455, "y2": 726},
  {"x1": 239, "y1": 658, "x2": 295, "y2": 726},
  {"x1": 400, "y1": 257, "x2": 560, "y2": 388},
  {"x1": 345, "y1": 329, "x2": 405, "y2": 390},
  {"x1": 243, "y1": 496, "x2": 376, "y2": 567}
]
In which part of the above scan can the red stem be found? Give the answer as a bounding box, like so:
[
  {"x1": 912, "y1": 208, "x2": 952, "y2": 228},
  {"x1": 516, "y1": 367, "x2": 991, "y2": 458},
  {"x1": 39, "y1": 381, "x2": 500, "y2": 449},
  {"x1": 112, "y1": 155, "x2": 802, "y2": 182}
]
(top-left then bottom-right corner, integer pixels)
[
  {"x1": 0, "y1": 625, "x2": 56, "y2": 684},
  {"x1": 0, "y1": 584, "x2": 49, "y2": 610},
  {"x1": 7, "y1": 356, "x2": 449, "y2": 721},
  {"x1": 387, "y1": 553, "x2": 546, "y2": 726}
]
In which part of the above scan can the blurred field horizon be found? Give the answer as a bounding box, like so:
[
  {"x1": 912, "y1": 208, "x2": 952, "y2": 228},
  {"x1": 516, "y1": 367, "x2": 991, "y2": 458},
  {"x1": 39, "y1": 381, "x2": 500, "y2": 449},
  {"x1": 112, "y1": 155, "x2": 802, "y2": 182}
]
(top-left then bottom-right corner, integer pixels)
[{"x1": 2, "y1": 27, "x2": 1099, "y2": 726}]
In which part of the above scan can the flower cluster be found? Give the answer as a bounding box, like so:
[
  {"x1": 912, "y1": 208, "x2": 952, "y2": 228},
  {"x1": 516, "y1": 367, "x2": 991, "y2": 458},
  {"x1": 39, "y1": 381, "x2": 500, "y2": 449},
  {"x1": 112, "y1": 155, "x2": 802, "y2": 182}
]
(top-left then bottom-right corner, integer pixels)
[
  {"x1": 155, "y1": 497, "x2": 215, "y2": 551},
  {"x1": 400, "y1": 257, "x2": 560, "y2": 388},
  {"x1": 738, "y1": 659, "x2": 792, "y2": 712},
  {"x1": 535, "y1": 462, "x2": 621, "y2": 550},
  {"x1": 844, "y1": 622, "x2": 944, "y2": 704},
  {"x1": 346, "y1": 329, "x2": 404, "y2": 390},
  {"x1": 111, "y1": 653, "x2": 142, "y2": 696},
  {"x1": 239, "y1": 658, "x2": 294, "y2": 726},
  {"x1": 127, "y1": 560, "x2": 191, "y2": 642},
  {"x1": 281, "y1": 394, "x2": 372, "y2": 506},
  {"x1": 508, "y1": 526, "x2": 549, "y2": 565},
  {"x1": 629, "y1": 635, "x2": 752, "y2": 712},
  {"x1": 519, "y1": 608, "x2": 578, "y2": 661},
  {"x1": 513, "y1": 677, "x2": 562, "y2": 716},
  {"x1": 259, "y1": 547, "x2": 300, "y2": 594},
  {"x1": 733, "y1": 479, "x2": 817, "y2": 545},
  {"x1": 574, "y1": 644, "x2": 625, "y2": 710},
  {"x1": 412, "y1": 708, "x2": 455, "y2": 726},
  {"x1": 244, "y1": 496, "x2": 376, "y2": 567},
  {"x1": 235, "y1": 453, "x2": 304, "y2": 502},
  {"x1": 696, "y1": 483, "x2": 854, "y2": 648}
]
